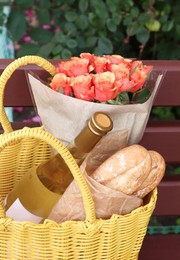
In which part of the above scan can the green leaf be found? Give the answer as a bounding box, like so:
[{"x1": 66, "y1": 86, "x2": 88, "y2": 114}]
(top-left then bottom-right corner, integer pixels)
[
  {"x1": 53, "y1": 54, "x2": 62, "y2": 60},
  {"x1": 58, "y1": 87, "x2": 64, "y2": 94},
  {"x1": 162, "y1": 20, "x2": 174, "y2": 32},
  {"x1": 136, "y1": 27, "x2": 150, "y2": 44},
  {"x1": 14, "y1": 0, "x2": 34, "y2": 8},
  {"x1": 98, "y1": 38, "x2": 113, "y2": 54},
  {"x1": 76, "y1": 36, "x2": 86, "y2": 49},
  {"x1": 55, "y1": 32, "x2": 67, "y2": 43},
  {"x1": 37, "y1": 9, "x2": 51, "y2": 26},
  {"x1": 90, "y1": 0, "x2": 108, "y2": 19},
  {"x1": 112, "y1": 13, "x2": 122, "y2": 25},
  {"x1": 29, "y1": 28, "x2": 53, "y2": 44},
  {"x1": 106, "y1": 0, "x2": 119, "y2": 13},
  {"x1": 7, "y1": 10, "x2": 26, "y2": 41},
  {"x1": 131, "y1": 87, "x2": 151, "y2": 104},
  {"x1": 16, "y1": 43, "x2": 40, "y2": 57},
  {"x1": 0, "y1": 11, "x2": 5, "y2": 26},
  {"x1": 64, "y1": 0, "x2": 76, "y2": 4},
  {"x1": 86, "y1": 36, "x2": 97, "y2": 48},
  {"x1": 66, "y1": 39, "x2": 78, "y2": 49},
  {"x1": 88, "y1": 12, "x2": 95, "y2": 25},
  {"x1": 107, "y1": 92, "x2": 130, "y2": 105},
  {"x1": 64, "y1": 22, "x2": 77, "y2": 34},
  {"x1": 176, "y1": 218, "x2": 180, "y2": 225},
  {"x1": 123, "y1": 17, "x2": 132, "y2": 26},
  {"x1": 106, "y1": 19, "x2": 117, "y2": 32},
  {"x1": 130, "y1": 64, "x2": 138, "y2": 75},
  {"x1": 130, "y1": 7, "x2": 139, "y2": 17},
  {"x1": 0, "y1": 0, "x2": 12, "y2": 5},
  {"x1": 93, "y1": 47, "x2": 103, "y2": 56},
  {"x1": 39, "y1": 0, "x2": 51, "y2": 8},
  {"x1": 173, "y1": 167, "x2": 180, "y2": 174},
  {"x1": 117, "y1": 92, "x2": 130, "y2": 104},
  {"x1": 138, "y1": 13, "x2": 151, "y2": 24},
  {"x1": 52, "y1": 44, "x2": 63, "y2": 55},
  {"x1": 159, "y1": 15, "x2": 168, "y2": 23},
  {"x1": 79, "y1": 0, "x2": 88, "y2": 12},
  {"x1": 126, "y1": 23, "x2": 142, "y2": 36},
  {"x1": 64, "y1": 11, "x2": 77, "y2": 22},
  {"x1": 151, "y1": 107, "x2": 175, "y2": 120},
  {"x1": 164, "y1": 3, "x2": 171, "y2": 14},
  {"x1": 175, "y1": 25, "x2": 180, "y2": 40},
  {"x1": 38, "y1": 42, "x2": 55, "y2": 58},
  {"x1": 61, "y1": 48, "x2": 72, "y2": 59},
  {"x1": 76, "y1": 14, "x2": 89, "y2": 30}
]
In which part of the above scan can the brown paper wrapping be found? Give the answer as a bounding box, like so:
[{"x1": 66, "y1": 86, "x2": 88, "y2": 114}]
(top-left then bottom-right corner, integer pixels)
[
  {"x1": 48, "y1": 130, "x2": 143, "y2": 223},
  {"x1": 48, "y1": 172, "x2": 143, "y2": 223}
]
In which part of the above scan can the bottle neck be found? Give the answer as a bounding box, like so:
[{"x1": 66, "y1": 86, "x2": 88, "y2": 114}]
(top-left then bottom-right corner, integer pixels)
[{"x1": 73, "y1": 124, "x2": 103, "y2": 154}]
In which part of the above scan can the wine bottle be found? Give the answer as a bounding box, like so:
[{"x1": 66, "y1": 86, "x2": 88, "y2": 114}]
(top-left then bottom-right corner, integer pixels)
[
  {"x1": 37, "y1": 112, "x2": 113, "y2": 194},
  {"x1": 5, "y1": 167, "x2": 60, "y2": 223},
  {"x1": 5, "y1": 112, "x2": 113, "y2": 222}
]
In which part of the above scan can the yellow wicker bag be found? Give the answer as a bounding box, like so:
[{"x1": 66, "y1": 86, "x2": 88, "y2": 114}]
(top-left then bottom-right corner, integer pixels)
[{"x1": 0, "y1": 56, "x2": 157, "y2": 260}]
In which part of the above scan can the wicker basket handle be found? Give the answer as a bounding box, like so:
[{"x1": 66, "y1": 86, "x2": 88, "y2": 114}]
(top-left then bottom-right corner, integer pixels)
[
  {"x1": 0, "y1": 55, "x2": 56, "y2": 134},
  {"x1": 0, "y1": 127, "x2": 96, "y2": 224}
]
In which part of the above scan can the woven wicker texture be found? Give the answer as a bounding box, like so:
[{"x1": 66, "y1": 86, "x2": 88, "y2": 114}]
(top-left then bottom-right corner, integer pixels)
[{"x1": 0, "y1": 56, "x2": 157, "y2": 260}]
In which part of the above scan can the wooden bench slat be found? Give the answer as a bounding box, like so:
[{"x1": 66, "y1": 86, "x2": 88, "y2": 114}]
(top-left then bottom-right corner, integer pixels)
[
  {"x1": 1, "y1": 59, "x2": 180, "y2": 106},
  {"x1": 140, "y1": 120, "x2": 180, "y2": 164},
  {"x1": 139, "y1": 234, "x2": 180, "y2": 260},
  {"x1": 154, "y1": 175, "x2": 180, "y2": 216},
  {"x1": 0, "y1": 120, "x2": 179, "y2": 164}
]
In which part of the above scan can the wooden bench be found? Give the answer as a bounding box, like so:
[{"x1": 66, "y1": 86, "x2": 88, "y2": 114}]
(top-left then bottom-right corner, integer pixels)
[{"x1": 0, "y1": 59, "x2": 180, "y2": 260}]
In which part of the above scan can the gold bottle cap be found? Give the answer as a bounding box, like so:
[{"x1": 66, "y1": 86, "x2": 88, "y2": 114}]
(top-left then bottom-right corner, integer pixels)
[{"x1": 88, "y1": 112, "x2": 113, "y2": 136}]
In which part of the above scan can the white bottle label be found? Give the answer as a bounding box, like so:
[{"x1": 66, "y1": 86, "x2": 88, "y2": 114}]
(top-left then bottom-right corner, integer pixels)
[{"x1": 6, "y1": 198, "x2": 43, "y2": 223}]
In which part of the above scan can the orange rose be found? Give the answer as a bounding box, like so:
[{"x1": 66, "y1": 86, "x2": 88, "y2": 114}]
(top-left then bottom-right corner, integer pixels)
[
  {"x1": 104, "y1": 54, "x2": 132, "y2": 65},
  {"x1": 70, "y1": 75, "x2": 94, "y2": 101},
  {"x1": 107, "y1": 63, "x2": 130, "y2": 81},
  {"x1": 92, "y1": 72, "x2": 118, "y2": 102},
  {"x1": 56, "y1": 58, "x2": 90, "y2": 77},
  {"x1": 131, "y1": 60, "x2": 143, "y2": 70},
  {"x1": 114, "y1": 78, "x2": 135, "y2": 92},
  {"x1": 50, "y1": 73, "x2": 72, "y2": 95},
  {"x1": 50, "y1": 53, "x2": 153, "y2": 104},
  {"x1": 93, "y1": 56, "x2": 109, "y2": 73},
  {"x1": 80, "y1": 53, "x2": 95, "y2": 64},
  {"x1": 143, "y1": 65, "x2": 153, "y2": 75},
  {"x1": 128, "y1": 62, "x2": 153, "y2": 92}
]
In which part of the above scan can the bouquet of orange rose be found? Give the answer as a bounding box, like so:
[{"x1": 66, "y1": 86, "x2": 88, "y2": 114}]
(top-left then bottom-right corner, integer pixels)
[
  {"x1": 50, "y1": 53, "x2": 152, "y2": 104},
  {"x1": 28, "y1": 53, "x2": 163, "y2": 145}
]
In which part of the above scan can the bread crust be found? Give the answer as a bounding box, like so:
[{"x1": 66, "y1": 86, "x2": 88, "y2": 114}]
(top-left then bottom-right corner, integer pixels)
[
  {"x1": 91, "y1": 145, "x2": 165, "y2": 198},
  {"x1": 133, "y1": 150, "x2": 165, "y2": 198},
  {"x1": 91, "y1": 144, "x2": 152, "y2": 194}
]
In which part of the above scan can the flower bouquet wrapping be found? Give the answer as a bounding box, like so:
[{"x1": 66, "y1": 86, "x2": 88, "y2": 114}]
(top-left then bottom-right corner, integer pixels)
[
  {"x1": 28, "y1": 53, "x2": 164, "y2": 145},
  {"x1": 27, "y1": 53, "x2": 165, "y2": 222}
]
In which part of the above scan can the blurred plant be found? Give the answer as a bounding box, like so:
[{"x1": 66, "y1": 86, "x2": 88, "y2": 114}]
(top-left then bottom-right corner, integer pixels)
[
  {"x1": 151, "y1": 107, "x2": 176, "y2": 120},
  {"x1": 0, "y1": 0, "x2": 179, "y2": 60}
]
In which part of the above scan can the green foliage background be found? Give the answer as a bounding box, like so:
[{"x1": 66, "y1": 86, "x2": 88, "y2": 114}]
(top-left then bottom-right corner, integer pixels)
[{"x1": 1, "y1": 0, "x2": 179, "y2": 60}]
